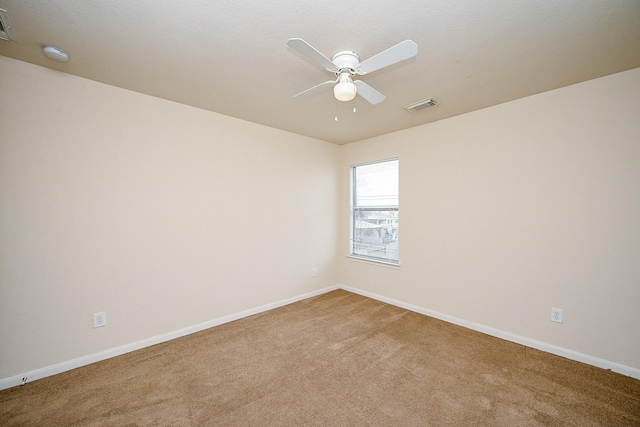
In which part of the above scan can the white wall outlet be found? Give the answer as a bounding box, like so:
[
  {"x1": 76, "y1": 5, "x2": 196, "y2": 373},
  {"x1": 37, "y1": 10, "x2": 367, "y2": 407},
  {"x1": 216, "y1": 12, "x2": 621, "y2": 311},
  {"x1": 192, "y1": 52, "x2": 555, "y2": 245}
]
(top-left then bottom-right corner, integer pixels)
[
  {"x1": 93, "y1": 312, "x2": 106, "y2": 328},
  {"x1": 551, "y1": 308, "x2": 563, "y2": 323},
  {"x1": 312, "y1": 267, "x2": 318, "y2": 277}
]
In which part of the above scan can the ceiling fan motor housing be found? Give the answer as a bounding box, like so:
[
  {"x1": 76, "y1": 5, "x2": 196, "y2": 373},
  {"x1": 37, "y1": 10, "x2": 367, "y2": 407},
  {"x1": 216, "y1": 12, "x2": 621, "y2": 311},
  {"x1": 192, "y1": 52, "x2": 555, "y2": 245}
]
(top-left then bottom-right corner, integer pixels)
[{"x1": 331, "y1": 51, "x2": 360, "y2": 73}]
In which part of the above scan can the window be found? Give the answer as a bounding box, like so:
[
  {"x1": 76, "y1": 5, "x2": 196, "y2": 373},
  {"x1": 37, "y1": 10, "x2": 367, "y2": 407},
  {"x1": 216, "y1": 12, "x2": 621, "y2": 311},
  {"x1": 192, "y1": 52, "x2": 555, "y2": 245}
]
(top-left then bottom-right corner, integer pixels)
[{"x1": 350, "y1": 159, "x2": 399, "y2": 265}]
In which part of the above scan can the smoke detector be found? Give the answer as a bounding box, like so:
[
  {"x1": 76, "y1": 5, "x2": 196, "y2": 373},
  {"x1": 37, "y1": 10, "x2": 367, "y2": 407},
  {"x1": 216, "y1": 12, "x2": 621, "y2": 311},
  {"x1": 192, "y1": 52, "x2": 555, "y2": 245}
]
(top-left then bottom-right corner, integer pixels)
[
  {"x1": 0, "y1": 8, "x2": 16, "y2": 41},
  {"x1": 43, "y1": 45, "x2": 69, "y2": 62},
  {"x1": 404, "y1": 97, "x2": 440, "y2": 113}
]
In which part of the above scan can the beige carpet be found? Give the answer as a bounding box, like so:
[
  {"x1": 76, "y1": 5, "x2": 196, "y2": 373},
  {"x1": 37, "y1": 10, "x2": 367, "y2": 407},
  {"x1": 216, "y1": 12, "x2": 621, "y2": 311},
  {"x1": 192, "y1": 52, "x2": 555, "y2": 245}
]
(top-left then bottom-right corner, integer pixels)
[{"x1": 1, "y1": 289, "x2": 639, "y2": 426}]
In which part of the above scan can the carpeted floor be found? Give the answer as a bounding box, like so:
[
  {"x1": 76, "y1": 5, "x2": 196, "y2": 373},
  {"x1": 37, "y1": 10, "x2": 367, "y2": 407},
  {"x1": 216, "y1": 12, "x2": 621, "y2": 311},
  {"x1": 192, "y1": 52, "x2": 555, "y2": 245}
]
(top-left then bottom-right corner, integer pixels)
[{"x1": 1, "y1": 289, "x2": 639, "y2": 426}]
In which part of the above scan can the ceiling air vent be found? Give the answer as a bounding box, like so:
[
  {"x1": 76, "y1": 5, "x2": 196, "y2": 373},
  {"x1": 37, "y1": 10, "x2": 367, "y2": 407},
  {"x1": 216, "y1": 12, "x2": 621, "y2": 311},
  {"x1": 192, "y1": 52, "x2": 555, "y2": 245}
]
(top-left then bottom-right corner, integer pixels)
[
  {"x1": 404, "y1": 97, "x2": 440, "y2": 113},
  {"x1": 0, "y1": 8, "x2": 16, "y2": 41}
]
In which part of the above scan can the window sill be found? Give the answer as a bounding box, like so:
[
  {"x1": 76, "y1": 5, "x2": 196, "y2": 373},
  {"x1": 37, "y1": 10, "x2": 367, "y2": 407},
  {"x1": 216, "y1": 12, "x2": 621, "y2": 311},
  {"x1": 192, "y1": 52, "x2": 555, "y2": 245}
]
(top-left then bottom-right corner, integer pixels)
[{"x1": 346, "y1": 255, "x2": 400, "y2": 269}]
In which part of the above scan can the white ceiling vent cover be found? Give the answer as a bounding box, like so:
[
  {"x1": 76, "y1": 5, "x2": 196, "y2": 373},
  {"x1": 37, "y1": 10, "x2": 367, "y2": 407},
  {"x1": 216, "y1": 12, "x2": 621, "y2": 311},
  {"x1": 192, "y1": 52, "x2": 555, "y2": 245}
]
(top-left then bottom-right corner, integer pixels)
[
  {"x1": 0, "y1": 8, "x2": 16, "y2": 41},
  {"x1": 405, "y1": 97, "x2": 440, "y2": 113}
]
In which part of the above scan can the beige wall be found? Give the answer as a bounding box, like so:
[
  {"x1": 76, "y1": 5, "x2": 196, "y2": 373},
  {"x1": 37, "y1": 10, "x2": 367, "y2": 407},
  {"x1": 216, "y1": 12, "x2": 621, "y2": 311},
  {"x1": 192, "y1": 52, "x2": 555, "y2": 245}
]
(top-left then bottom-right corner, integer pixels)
[
  {"x1": 339, "y1": 67, "x2": 640, "y2": 369},
  {"x1": 0, "y1": 56, "x2": 339, "y2": 379},
  {"x1": 1, "y1": 54, "x2": 638, "y2": 381}
]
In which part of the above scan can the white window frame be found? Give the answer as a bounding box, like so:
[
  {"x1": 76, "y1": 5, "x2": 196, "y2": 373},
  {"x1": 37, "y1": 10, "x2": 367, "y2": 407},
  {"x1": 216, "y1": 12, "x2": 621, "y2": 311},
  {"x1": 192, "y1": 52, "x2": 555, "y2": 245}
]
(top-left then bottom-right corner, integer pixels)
[{"x1": 349, "y1": 158, "x2": 399, "y2": 266}]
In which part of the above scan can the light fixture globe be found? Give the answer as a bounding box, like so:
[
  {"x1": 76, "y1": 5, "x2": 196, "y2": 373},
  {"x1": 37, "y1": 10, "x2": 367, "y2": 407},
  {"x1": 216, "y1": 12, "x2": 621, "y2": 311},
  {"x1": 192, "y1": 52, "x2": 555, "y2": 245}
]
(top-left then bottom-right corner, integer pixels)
[
  {"x1": 334, "y1": 72, "x2": 357, "y2": 102},
  {"x1": 334, "y1": 81, "x2": 356, "y2": 101}
]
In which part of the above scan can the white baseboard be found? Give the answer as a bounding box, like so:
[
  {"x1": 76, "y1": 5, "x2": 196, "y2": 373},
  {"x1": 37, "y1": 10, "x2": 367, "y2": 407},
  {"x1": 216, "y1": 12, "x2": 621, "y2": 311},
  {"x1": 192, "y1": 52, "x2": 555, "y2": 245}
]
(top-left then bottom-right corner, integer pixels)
[
  {"x1": 0, "y1": 285, "x2": 339, "y2": 391},
  {"x1": 339, "y1": 285, "x2": 640, "y2": 380},
  {"x1": 3, "y1": 283, "x2": 637, "y2": 390}
]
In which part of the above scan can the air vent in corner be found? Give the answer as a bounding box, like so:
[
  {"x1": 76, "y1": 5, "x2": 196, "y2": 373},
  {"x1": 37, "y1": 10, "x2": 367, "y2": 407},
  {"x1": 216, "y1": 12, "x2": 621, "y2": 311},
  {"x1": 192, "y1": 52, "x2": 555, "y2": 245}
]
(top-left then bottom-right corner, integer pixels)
[
  {"x1": 404, "y1": 97, "x2": 440, "y2": 113},
  {"x1": 0, "y1": 8, "x2": 16, "y2": 41}
]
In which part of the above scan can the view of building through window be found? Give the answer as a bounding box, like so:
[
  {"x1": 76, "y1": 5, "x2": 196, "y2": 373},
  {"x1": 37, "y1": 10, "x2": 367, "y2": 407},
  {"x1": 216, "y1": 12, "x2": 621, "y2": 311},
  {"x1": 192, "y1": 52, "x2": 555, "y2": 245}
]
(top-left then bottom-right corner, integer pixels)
[{"x1": 350, "y1": 159, "x2": 399, "y2": 264}]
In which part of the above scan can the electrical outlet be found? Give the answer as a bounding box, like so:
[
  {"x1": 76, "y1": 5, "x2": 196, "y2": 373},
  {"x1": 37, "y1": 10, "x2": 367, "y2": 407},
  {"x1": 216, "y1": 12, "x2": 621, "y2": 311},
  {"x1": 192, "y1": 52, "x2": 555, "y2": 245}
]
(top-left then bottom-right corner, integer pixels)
[
  {"x1": 312, "y1": 267, "x2": 318, "y2": 277},
  {"x1": 551, "y1": 308, "x2": 563, "y2": 323},
  {"x1": 93, "y1": 312, "x2": 106, "y2": 328}
]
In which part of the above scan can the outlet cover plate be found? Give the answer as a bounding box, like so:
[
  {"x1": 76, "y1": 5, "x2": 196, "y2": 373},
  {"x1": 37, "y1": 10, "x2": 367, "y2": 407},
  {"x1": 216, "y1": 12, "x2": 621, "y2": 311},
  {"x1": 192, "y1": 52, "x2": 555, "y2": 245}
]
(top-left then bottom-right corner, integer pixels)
[
  {"x1": 94, "y1": 312, "x2": 106, "y2": 328},
  {"x1": 551, "y1": 308, "x2": 563, "y2": 323}
]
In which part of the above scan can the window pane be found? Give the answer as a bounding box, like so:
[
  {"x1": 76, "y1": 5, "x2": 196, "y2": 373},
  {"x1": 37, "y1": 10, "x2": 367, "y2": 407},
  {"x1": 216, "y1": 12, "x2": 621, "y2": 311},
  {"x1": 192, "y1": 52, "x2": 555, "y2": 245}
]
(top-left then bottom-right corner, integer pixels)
[
  {"x1": 354, "y1": 160, "x2": 398, "y2": 207},
  {"x1": 352, "y1": 209, "x2": 399, "y2": 262},
  {"x1": 351, "y1": 159, "x2": 399, "y2": 264}
]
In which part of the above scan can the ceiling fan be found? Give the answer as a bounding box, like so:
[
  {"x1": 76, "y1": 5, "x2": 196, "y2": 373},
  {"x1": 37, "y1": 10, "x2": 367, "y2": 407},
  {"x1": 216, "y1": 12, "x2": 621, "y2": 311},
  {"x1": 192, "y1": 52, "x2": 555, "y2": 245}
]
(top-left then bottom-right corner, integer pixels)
[{"x1": 287, "y1": 38, "x2": 417, "y2": 105}]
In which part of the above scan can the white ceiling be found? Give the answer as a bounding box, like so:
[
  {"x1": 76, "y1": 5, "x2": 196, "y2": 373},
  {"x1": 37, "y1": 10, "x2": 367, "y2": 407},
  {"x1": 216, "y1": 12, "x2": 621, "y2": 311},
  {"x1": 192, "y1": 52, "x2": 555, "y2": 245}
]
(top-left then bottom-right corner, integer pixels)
[{"x1": 1, "y1": 1, "x2": 639, "y2": 145}]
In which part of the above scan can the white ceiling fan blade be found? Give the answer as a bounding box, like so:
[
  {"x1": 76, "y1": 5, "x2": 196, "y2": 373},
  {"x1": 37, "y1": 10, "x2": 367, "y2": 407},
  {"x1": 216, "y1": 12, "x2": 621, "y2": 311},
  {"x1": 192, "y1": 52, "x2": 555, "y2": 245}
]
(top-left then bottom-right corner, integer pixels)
[
  {"x1": 287, "y1": 38, "x2": 337, "y2": 72},
  {"x1": 354, "y1": 81, "x2": 385, "y2": 105},
  {"x1": 294, "y1": 80, "x2": 335, "y2": 99},
  {"x1": 357, "y1": 40, "x2": 418, "y2": 75}
]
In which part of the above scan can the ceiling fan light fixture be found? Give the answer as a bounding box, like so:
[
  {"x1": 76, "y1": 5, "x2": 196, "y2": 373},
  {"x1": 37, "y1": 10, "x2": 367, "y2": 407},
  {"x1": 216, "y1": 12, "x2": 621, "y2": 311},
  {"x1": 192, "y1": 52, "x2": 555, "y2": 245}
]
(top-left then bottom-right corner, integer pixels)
[
  {"x1": 334, "y1": 72, "x2": 357, "y2": 102},
  {"x1": 334, "y1": 81, "x2": 356, "y2": 101}
]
